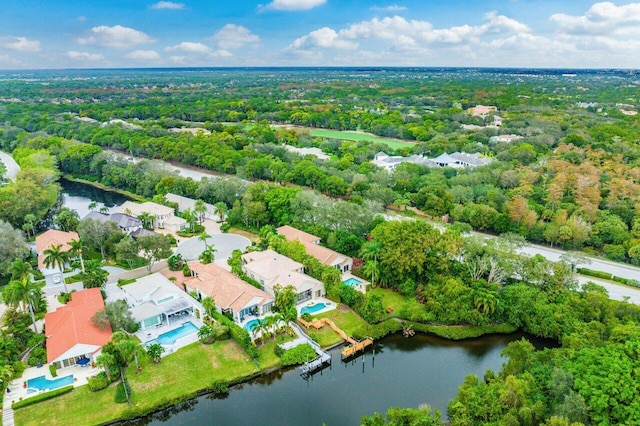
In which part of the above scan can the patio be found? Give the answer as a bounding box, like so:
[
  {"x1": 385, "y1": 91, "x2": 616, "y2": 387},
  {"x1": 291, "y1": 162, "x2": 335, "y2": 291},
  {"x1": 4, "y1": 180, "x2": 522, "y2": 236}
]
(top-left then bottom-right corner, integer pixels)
[{"x1": 137, "y1": 314, "x2": 204, "y2": 355}]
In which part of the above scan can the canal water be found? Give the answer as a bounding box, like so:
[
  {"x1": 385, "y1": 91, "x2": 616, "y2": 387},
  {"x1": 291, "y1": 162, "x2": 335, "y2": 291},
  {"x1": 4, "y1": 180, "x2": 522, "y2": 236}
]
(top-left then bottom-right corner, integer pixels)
[
  {"x1": 59, "y1": 178, "x2": 130, "y2": 219},
  {"x1": 124, "y1": 332, "x2": 552, "y2": 426}
]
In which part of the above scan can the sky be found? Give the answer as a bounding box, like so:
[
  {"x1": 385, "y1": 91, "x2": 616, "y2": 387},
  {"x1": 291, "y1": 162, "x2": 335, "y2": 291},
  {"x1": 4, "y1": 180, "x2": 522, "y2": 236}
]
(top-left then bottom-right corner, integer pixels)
[{"x1": 1, "y1": 0, "x2": 640, "y2": 69}]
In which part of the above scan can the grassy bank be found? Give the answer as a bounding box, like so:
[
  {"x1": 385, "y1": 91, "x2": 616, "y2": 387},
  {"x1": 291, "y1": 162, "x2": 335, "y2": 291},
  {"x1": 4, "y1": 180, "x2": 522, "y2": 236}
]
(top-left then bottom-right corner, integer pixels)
[
  {"x1": 62, "y1": 175, "x2": 148, "y2": 203},
  {"x1": 307, "y1": 128, "x2": 416, "y2": 149},
  {"x1": 14, "y1": 340, "x2": 266, "y2": 426}
]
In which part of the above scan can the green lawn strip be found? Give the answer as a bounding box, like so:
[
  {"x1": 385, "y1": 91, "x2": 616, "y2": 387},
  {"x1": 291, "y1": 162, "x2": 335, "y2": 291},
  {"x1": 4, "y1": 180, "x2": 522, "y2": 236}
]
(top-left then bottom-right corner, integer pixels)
[
  {"x1": 307, "y1": 129, "x2": 416, "y2": 149},
  {"x1": 370, "y1": 287, "x2": 409, "y2": 314},
  {"x1": 255, "y1": 335, "x2": 292, "y2": 369},
  {"x1": 14, "y1": 340, "x2": 260, "y2": 426},
  {"x1": 302, "y1": 306, "x2": 371, "y2": 348}
]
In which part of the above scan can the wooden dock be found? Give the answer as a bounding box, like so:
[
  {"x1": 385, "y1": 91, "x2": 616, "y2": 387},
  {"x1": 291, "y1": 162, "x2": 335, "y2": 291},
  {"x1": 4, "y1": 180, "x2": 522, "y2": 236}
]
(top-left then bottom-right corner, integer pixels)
[{"x1": 298, "y1": 317, "x2": 374, "y2": 360}]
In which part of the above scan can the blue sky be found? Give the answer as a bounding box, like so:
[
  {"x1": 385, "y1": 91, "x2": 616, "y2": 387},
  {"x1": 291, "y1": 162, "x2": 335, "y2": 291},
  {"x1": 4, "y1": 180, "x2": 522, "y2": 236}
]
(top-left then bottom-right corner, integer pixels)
[{"x1": 1, "y1": 1, "x2": 639, "y2": 69}]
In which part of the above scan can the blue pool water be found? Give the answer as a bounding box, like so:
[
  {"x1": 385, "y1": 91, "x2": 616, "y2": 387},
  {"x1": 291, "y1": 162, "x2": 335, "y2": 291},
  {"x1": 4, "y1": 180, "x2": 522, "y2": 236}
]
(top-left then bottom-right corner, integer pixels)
[
  {"x1": 27, "y1": 374, "x2": 74, "y2": 393},
  {"x1": 157, "y1": 322, "x2": 198, "y2": 345},
  {"x1": 300, "y1": 303, "x2": 327, "y2": 315},
  {"x1": 244, "y1": 319, "x2": 260, "y2": 332},
  {"x1": 343, "y1": 277, "x2": 363, "y2": 287}
]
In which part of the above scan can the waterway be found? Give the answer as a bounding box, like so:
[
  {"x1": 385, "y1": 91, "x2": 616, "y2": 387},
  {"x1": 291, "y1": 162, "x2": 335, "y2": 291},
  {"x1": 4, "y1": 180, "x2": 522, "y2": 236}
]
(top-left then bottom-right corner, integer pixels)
[
  {"x1": 125, "y1": 332, "x2": 552, "y2": 426},
  {"x1": 59, "y1": 178, "x2": 130, "y2": 219}
]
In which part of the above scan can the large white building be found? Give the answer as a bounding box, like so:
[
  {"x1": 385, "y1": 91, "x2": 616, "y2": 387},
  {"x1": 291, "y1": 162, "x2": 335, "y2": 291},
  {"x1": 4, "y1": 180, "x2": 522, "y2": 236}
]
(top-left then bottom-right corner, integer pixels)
[{"x1": 372, "y1": 151, "x2": 492, "y2": 171}]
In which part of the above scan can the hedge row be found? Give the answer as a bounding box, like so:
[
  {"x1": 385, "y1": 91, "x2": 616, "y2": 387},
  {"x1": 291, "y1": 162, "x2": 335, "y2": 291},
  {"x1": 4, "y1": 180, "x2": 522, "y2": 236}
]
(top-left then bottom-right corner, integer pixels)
[
  {"x1": 409, "y1": 322, "x2": 517, "y2": 340},
  {"x1": 212, "y1": 311, "x2": 259, "y2": 359},
  {"x1": 12, "y1": 385, "x2": 74, "y2": 409},
  {"x1": 578, "y1": 268, "x2": 640, "y2": 288},
  {"x1": 280, "y1": 344, "x2": 317, "y2": 366},
  {"x1": 352, "y1": 319, "x2": 403, "y2": 340}
]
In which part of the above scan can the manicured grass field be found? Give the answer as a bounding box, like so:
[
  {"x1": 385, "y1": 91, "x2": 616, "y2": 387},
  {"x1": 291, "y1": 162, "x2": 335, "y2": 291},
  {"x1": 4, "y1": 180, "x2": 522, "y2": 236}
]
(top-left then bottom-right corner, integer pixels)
[
  {"x1": 307, "y1": 128, "x2": 416, "y2": 149},
  {"x1": 14, "y1": 340, "x2": 266, "y2": 426},
  {"x1": 370, "y1": 287, "x2": 410, "y2": 314}
]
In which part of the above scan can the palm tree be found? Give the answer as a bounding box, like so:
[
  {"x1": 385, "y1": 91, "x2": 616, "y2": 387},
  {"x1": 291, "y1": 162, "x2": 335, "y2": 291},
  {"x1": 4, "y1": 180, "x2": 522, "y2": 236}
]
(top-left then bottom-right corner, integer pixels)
[
  {"x1": 83, "y1": 259, "x2": 109, "y2": 289},
  {"x1": 137, "y1": 212, "x2": 154, "y2": 230},
  {"x1": 146, "y1": 343, "x2": 165, "y2": 363},
  {"x1": 252, "y1": 319, "x2": 266, "y2": 344},
  {"x1": 194, "y1": 199, "x2": 207, "y2": 224},
  {"x1": 0, "y1": 364, "x2": 14, "y2": 391},
  {"x1": 202, "y1": 296, "x2": 217, "y2": 318},
  {"x1": 213, "y1": 202, "x2": 227, "y2": 223},
  {"x1": 43, "y1": 243, "x2": 69, "y2": 293},
  {"x1": 198, "y1": 231, "x2": 212, "y2": 250},
  {"x1": 69, "y1": 238, "x2": 85, "y2": 273},
  {"x1": 183, "y1": 208, "x2": 197, "y2": 232},
  {"x1": 10, "y1": 259, "x2": 32, "y2": 284},
  {"x1": 88, "y1": 201, "x2": 98, "y2": 211},
  {"x1": 2, "y1": 279, "x2": 42, "y2": 333},
  {"x1": 263, "y1": 315, "x2": 278, "y2": 341},
  {"x1": 360, "y1": 240, "x2": 382, "y2": 287},
  {"x1": 199, "y1": 247, "x2": 215, "y2": 264}
]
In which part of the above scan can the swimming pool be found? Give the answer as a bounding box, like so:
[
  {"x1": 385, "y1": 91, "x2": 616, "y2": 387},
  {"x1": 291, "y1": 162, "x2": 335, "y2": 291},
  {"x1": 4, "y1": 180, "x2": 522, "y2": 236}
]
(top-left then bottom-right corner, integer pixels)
[
  {"x1": 243, "y1": 317, "x2": 273, "y2": 332},
  {"x1": 27, "y1": 374, "x2": 74, "y2": 394},
  {"x1": 343, "y1": 277, "x2": 363, "y2": 287},
  {"x1": 300, "y1": 303, "x2": 327, "y2": 315},
  {"x1": 157, "y1": 322, "x2": 198, "y2": 345}
]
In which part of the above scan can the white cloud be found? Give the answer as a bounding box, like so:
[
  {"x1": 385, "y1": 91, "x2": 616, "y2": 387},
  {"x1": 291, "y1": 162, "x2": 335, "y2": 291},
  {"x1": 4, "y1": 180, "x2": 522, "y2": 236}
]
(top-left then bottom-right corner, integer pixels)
[
  {"x1": 0, "y1": 54, "x2": 23, "y2": 66},
  {"x1": 77, "y1": 16, "x2": 87, "y2": 22},
  {"x1": 551, "y1": 2, "x2": 640, "y2": 35},
  {"x1": 166, "y1": 41, "x2": 212, "y2": 53},
  {"x1": 150, "y1": 1, "x2": 185, "y2": 10},
  {"x1": 125, "y1": 50, "x2": 161, "y2": 60},
  {"x1": 263, "y1": 0, "x2": 326, "y2": 11},
  {"x1": 0, "y1": 36, "x2": 41, "y2": 52},
  {"x1": 291, "y1": 27, "x2": 359, "y2": 50},
  {"x1": 211, "y1": 24, "x2": 260, "y2": 49},
  {"x1": 370, "y1": 5, "x2": 407, "y2": 12},
  {"x1": 66, "y1": 51, "x2": 105, "y2": 61},
  {"x1": 78, "y1": 25, "x2": 156, "y2": 49}
]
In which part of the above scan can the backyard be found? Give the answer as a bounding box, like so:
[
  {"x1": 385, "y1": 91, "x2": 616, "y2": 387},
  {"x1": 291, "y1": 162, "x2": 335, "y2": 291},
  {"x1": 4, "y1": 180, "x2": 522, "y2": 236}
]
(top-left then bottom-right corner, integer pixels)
[{"x1": 304, "y1": 304, "x2": 369, "y2": 348}]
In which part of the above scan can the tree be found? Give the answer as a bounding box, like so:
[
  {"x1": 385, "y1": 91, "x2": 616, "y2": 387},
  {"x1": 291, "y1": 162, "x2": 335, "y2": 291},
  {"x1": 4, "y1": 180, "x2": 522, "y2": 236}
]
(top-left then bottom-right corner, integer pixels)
[
  {"x1": 22, "y1": 214, "x2": 37, "y2": 239},
  {"x1": 69, "y1": 238, "x2": 85, "y2": 273},
  {"x1": 2, "y1": 278, "x2": 42, "y2": 333},
  {"x1": 194, "y1": 199, "x2": 207, "y2": 223},
  {"x1": 183, "y1": 207, "x2": 197, "y2": 232},
  {"x1": 43, "y1": 243, "x2": 69, "y2": 293},
  {"x1": 92, "y1": 300, "x2": 138, "y2": 333},
  {"x1": 82, "y1": 259, "x2": 109, "y2": 289},
  {"x1": 273, "y1": 284, "x2": 298, "y2": 321},
  {"x1": 138, "y1": 233, "x2": 173, "y2": 272},
  {"x1": 137, "y1": 212, "x2": 154, "y2": 230},
  {"x1": 199, "y1": 247, "x2": 215, "y2": 264},
  {"x1": 198, "y1": 231, "x2": 212, "y2": 250},
  {"x1": 361, "y1": 405, "x2": 442, "y2": 426},
  {"x1": 54, "y1": 207, "x2": 80, "y2": 232},
  {"x1": 360, "y1": 240, "x2": 382, "y2": 287},
  {"x1": 146, "y1": 343, "x2": 165, "y2": 363},
  {"x1": 0, "y1": 220, "x2": 30, "y2": 281},
  {"x1": 202, "y1": 296, "x2": 217, "y2": 317},
  {"x1": 114, "y1": 235, "x2": 139, "y2": 269},
  {"x1": 214, "y1": 202, "x2": 228, "y2": 222},
  {"x1": 78, "y1": 218, "x2": 121, "y2": 260}
]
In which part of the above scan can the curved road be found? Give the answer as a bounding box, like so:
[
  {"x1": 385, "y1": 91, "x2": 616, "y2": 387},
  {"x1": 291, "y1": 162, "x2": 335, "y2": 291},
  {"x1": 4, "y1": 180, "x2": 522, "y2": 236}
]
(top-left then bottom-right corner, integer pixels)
[{"x1": 0, "y1": 150, "x2": 20, "y2": 181}]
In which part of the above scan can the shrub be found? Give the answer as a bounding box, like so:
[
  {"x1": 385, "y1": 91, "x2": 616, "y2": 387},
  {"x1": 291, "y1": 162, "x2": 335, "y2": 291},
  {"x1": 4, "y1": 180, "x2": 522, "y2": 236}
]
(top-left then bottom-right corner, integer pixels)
[
  {"x1": 12, "y1": 361, "x2": 26, "y2": 378},
  {"x1": 209, "y1": 380, "x2": 229, "y2": 394},
  {"x1": 117, "y1": 278, "x2": 136, "y2": 287},
  {"x1": 577, "y1": 268, "x2": 612, "y2": 280},
  {"x1": 115, "y1": 380, "x2": 131, "y2": 403},
  {"x1": 301, "y1": 313, "x2": 312, "y2": 322},
  {"x1": 352, "y1": 319, "x2": 403, "y2": 340},
  {"x1": 12, "y1": 386, "x2": 73, "y2": 409},
  {"x1": 88, "y1": 374, "x2": 110, "y2": 392},
  {"x1": 49, "y1": 363, "x2": 57, "y2": 377},
  {"x1": 183, "y1": 263, "x2": 191, "y2": 277},
  {"x1": 409, "y1": 322, "x2": 517, "y2": 340},
  {"x1": 220, "y1": 223, "x2": 231, "y2": 233},
  {"x1": 280, "y1": 344, "x2": 317, "y2": 366},
  {"x1": 27, "y1": 347, "x2": 47, "y2": 366}
]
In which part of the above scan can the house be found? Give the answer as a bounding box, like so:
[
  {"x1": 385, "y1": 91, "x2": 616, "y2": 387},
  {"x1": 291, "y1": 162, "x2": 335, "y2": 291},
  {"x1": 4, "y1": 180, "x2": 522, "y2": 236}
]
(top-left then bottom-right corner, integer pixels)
[
  {"x1": 169, "y1": 262, "x2": 274, "y2": 323},
  {"x1": 35, "y1": 229, "x2": 79, "y2": 287},
  {"x1": 121, "y1": 273, "x2": 201, "y2": 330},
  {"x1": 83, "y1": 211, "x2": 143, "y2": 235},
  {"x1": 469, "y1": 104, "x2": 497, "y2": 117},
  {"x1": 372, "y1": 151, "x2": 489, "y2": 171},
  {"x1": 163, "y1": 215, "x2": 188, "y2": 233},
  {"x1": 372, "y1": 151, "x2": 437, "y2": 171},
  {"x1": 45, "y1": 288, "x2": 112, "y2": 369},
  {"x1": 433, "y1": 152, "x2": 493, "y2": 168},
  {"x1": 241, "y1": 249, "x2": 325, "y2": 303},
  {"x1": 165, "y1": 193, "x2": 216, "y2": 221},
  {"x1": 116, "y1": 201, "x2": 175, "y2": 229},
  {"x1": 276, "y1": 225, "x2": 353, "y2": 273},
  {"x1": 492, "y1": 134, "x2": 523, "y2": 143}
]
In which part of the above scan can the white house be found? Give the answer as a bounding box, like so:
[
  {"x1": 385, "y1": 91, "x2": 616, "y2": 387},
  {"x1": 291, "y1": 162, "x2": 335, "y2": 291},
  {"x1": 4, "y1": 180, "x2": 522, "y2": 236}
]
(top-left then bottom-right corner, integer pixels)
[
  {"x1": 165, "y1": 193, "x2": 216, "y2": 221},
  {"x1": 242, "y1": 249, "x2": 325, "y2": 304},
  {"x1": 116, "y1": 201, "x2": 175, "y2": 229},
  {"x1": 121, "y1": 273, "x2": 201, "y2": 330}
]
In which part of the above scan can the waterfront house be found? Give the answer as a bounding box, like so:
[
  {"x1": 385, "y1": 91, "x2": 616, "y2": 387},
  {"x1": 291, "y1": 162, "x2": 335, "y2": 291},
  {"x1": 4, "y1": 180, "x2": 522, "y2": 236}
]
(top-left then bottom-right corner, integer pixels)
[
  {"x1": 116, "y1": 201, "x2": 176, "y2": 229},
  {"x1": 165, "y1": 193, "x2": 216, "y2": 221},
  {"x1": 277, "y1": 225, "x2": 353, "y2": 273},
  {"x1": 45, "y1": 288, "x2": 112, "y2": 369},
  {"x1": 171, "y1": 262, "x2": 274, "y2": 323},
  {"x1": 241, "y1": 249, "x2": 325, "y2": 303},
  {"x1": 35, "y1": 229, "x2": 79, "y2": 287},
  {"x1": 83, "y1": 211, "x2": 143, "y2": 235},
  {"x1": 121, "y1": 273, "x2": 201, "y2": 331}
]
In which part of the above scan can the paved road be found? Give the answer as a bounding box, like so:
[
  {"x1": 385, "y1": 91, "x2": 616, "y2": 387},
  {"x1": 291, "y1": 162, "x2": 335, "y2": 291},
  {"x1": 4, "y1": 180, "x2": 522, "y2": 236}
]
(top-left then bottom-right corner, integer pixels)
[{"x1": 0, "y1": 150, "x2": 20, "y2": 181}]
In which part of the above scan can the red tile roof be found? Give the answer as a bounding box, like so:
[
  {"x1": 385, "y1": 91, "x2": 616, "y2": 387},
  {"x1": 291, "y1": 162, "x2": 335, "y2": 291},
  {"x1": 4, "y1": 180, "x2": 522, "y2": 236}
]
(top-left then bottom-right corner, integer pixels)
[
  {"x1": 35, "y1": 229, "x2": 79, "y2": 269},
  {"x1": 276, "y1": 225, "x2": 351, "y2": 267},
  {"x1": 45, "y1": 288, "x2": 112, "y2": 363}
]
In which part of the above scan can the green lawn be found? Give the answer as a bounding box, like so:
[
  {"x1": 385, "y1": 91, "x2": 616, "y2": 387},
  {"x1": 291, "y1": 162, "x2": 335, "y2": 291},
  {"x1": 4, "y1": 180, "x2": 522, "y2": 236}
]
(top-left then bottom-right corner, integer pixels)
[
  {"x1": 370, "y1": 287, "x2": 410, "y2": 315},
  {"x1": 303, "y1": 305, "x2": 370, "y2": 348},
  {"x1": 14, "y1": 340, "x2": 265, "y2": 426},
  {"x1": 307, "y1": 128, "x2": 416, "y2": 149}
]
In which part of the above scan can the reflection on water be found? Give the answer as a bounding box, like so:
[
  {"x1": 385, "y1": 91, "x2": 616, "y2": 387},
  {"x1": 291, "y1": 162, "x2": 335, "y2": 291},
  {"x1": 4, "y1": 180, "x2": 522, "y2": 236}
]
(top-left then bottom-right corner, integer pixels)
[
  {"x1": 60, "y1": 179, "x2": 130, "y2": 219},
  {"x1": 120, "y1": 332, "x2": 553, "y2": 426}
]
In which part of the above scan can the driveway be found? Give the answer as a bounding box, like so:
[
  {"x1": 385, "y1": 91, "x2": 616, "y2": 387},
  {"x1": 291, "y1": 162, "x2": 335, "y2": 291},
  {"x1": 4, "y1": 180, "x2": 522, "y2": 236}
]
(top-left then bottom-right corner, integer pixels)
[{"x1": 175, "y1": 233, "x2": 251, "y2": 262}]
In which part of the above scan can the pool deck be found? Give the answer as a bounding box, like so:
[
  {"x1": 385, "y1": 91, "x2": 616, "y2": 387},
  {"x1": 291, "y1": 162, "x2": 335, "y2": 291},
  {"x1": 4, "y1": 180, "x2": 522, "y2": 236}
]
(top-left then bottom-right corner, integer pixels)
[
  {"x1": 342, "y1": 272, "x2": 368, "y2": 294},
  {"x1": 138, "y1": 315, "x2": 203, "y2": 356},
  {"x1": 5, "y1": 362, "x2": 102, "y2": 407},
  {"x1": 297, "y1": 297, "x2": 336, "y2": 316}
]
